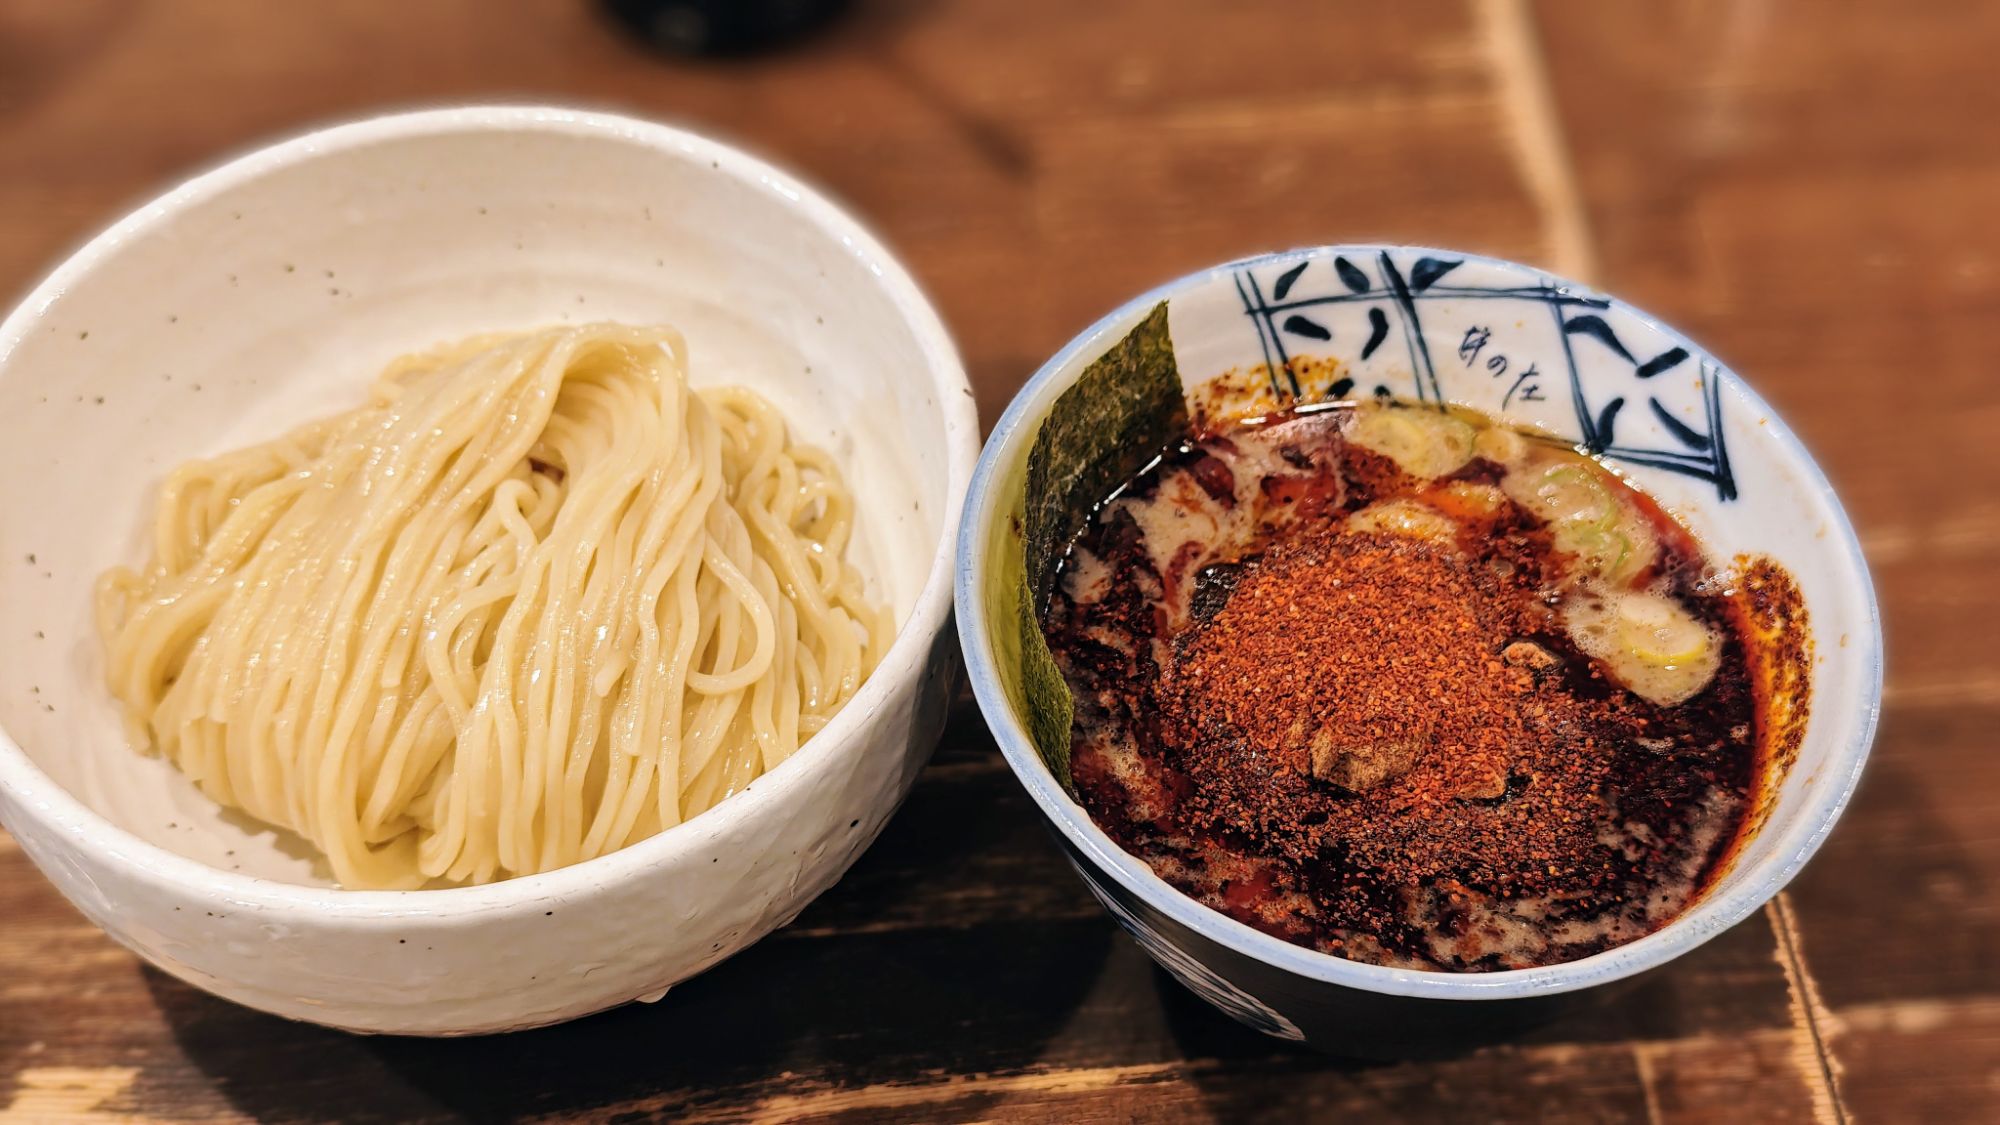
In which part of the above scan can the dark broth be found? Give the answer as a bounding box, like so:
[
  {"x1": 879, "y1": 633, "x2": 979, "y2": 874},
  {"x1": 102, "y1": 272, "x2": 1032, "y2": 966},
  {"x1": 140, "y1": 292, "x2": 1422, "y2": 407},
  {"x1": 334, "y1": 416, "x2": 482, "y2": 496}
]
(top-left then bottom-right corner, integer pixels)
[{"x1": 1042, "y1": 401, "x2": 1770, "y2": 971}]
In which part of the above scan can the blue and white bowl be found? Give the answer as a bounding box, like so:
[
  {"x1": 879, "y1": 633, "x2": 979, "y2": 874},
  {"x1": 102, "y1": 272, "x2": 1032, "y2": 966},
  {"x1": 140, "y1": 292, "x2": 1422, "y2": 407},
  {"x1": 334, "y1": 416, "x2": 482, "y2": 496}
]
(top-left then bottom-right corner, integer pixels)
[{"x1": 955, "y1": 246, "x2": 1880, "y2": 1054}]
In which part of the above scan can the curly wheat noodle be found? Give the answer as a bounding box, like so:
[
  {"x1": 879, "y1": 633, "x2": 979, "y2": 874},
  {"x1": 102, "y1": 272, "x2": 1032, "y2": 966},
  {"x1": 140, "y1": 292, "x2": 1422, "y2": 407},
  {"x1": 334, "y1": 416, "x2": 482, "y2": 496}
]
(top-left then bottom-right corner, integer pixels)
[{"x1": 95, "y1": 324, "x2": 892, "y2": 889}]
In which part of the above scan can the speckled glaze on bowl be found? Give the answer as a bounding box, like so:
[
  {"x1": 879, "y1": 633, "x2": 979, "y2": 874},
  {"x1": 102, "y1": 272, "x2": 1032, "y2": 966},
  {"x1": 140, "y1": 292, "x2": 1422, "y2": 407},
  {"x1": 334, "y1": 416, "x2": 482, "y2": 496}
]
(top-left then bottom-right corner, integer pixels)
[
  {"x1": 957, "y1": 246, "x2": 1880, "y2": 1055},
  {"x1": 0, "y1": 107, "x2": 977, "y2": 1035}
]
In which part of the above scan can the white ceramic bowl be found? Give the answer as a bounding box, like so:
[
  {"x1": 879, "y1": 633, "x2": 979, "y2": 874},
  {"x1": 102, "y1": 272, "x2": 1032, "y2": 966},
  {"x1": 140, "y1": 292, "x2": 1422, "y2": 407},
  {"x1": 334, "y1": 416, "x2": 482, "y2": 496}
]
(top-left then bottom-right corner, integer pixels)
[
  {"x1": 0, "y1": 107, "x2": 977, "y2": 1034},
  {"x1": 957, "y1": 246, "x2": 1881, "y2": 1054}
]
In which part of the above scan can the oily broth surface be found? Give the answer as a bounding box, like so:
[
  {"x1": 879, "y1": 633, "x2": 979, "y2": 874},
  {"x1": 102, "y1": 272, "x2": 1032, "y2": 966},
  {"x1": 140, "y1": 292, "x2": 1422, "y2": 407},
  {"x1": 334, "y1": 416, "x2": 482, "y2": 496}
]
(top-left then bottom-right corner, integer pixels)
[{"x1": 1042, "y1": 402, "x2": 1770, "y2": 972}]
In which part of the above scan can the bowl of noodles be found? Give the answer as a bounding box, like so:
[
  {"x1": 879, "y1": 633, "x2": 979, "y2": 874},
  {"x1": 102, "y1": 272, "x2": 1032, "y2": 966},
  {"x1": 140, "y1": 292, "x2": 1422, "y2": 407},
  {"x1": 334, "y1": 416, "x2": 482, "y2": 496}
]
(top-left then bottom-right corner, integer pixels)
[{"x1": 0, "y1": 107, "x2": 977, "y2": 1033}]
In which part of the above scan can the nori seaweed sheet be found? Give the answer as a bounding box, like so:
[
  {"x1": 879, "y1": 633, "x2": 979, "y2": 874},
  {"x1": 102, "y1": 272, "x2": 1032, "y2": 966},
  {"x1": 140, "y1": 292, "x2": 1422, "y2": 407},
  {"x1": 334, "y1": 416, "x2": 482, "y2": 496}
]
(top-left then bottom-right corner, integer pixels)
[{"x1": 1015, "y1": 302, "x2": 1188, "y2": 784}]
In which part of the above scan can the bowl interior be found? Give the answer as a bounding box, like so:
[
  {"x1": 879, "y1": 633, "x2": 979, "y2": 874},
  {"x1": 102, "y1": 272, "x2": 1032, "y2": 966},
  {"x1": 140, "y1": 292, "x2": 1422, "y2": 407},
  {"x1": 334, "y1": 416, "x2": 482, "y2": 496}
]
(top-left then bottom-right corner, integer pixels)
[
  {"x1": 0, "y1": 110, "x2": 958, "y2": 887},
  {"x1": 964, "y1": 246, "x2": 1880, "y2": 992}
]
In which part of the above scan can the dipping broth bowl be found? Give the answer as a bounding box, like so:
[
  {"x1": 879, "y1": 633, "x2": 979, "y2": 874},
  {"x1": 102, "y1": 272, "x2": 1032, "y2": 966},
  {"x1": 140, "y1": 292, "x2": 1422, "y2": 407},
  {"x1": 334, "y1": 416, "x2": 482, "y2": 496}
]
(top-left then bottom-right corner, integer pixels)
[
  {"x1": 0, "y1": 106, "x2": 978, "y2": 1035},
  {"x1": 956, "y1": 246, "x2": 1880, "y2": 1055}
]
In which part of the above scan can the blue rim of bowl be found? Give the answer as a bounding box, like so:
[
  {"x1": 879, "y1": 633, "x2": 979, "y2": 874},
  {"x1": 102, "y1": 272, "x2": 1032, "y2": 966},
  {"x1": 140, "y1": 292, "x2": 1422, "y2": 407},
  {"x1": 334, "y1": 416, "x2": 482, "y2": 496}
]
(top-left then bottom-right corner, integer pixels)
[
  {"x1": 0, "y1": 105, "x2": 980, "y2": 917},
  {"x1": 956, "y1": 244, "x2": 1883, "y2": 1001}
]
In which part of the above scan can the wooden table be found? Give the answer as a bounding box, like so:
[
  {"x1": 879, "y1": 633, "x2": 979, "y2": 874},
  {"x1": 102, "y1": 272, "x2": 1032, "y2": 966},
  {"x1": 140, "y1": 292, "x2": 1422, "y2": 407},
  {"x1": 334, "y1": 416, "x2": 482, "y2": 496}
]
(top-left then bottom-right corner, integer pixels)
[{"x1": 1, "y1": 2, "x2": 1993, "y2": 1121}]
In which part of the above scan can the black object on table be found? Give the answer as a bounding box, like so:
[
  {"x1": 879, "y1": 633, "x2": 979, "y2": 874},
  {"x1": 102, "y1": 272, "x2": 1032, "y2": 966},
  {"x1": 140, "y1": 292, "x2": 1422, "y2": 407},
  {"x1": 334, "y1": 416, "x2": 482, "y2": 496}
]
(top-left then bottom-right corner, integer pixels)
[{"x1": 600, "y1": 0, "x2": 849, "y2": 57}]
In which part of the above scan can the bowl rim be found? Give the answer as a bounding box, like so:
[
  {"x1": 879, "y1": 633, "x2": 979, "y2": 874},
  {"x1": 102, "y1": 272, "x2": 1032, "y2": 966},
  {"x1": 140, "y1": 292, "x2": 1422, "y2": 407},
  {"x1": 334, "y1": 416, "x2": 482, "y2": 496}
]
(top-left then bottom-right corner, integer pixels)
[
  {"x1": 0, "y1": 104, "x2": 980, "y2": 916},
  {"x1": 955, "y1": 243, "x2": 1883, "y2": 1001}
]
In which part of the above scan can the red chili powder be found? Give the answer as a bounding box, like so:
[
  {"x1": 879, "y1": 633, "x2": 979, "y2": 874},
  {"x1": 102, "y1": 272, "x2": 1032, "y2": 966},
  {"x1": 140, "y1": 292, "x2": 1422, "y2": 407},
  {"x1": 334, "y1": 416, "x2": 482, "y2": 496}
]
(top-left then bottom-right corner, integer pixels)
[{"x1": 1158, "y1": 530, "x2": 1621, "y2": 903}]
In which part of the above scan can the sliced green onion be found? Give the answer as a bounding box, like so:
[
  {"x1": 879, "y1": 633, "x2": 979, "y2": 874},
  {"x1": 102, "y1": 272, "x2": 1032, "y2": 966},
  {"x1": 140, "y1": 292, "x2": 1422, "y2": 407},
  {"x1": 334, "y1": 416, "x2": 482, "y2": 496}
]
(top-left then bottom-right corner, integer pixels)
[
  {"x1": 1350, "y1": 408, "x2": 1476, "y2": 478},
  {"x1": 1527, "y1": 463, "x2": 1617, "y2": 528}
]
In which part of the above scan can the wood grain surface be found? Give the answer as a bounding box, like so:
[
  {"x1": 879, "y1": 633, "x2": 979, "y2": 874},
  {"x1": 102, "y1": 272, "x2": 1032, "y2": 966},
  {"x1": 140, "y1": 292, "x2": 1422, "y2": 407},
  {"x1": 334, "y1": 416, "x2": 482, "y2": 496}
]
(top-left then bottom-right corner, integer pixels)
[{"x1": 0, "y1": 1, "x2": 1992, "y2": 1121}]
